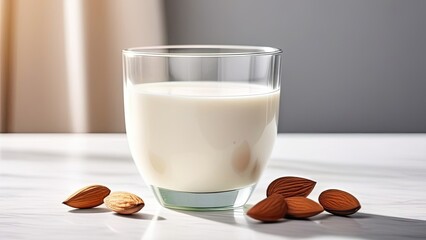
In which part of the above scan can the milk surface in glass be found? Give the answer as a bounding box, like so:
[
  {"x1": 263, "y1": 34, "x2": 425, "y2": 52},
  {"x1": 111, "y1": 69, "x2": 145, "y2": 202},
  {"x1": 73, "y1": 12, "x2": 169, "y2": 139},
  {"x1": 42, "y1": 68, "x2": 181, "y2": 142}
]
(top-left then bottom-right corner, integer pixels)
[{"x1": 125, "y1": 81, "x2": 280, "y2": 192}]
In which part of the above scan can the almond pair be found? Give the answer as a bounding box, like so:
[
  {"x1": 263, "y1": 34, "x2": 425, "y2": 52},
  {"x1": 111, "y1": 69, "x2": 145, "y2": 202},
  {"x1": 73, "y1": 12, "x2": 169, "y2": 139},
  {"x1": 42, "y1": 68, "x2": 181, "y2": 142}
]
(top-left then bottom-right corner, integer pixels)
[
  {"x1": 247, "y1": 176, "x2": 361, "y2": 222},
  {"x1": 62, "y1": 185, "x2": 144, "y2": 215}
]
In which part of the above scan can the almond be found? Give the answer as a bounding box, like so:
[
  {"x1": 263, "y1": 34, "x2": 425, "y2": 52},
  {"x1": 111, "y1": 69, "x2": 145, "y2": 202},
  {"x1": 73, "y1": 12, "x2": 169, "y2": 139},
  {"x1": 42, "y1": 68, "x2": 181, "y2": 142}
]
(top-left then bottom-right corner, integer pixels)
[
  {"x1": 63, "y1": 185, "x2": 111, "y2": 209},
  {"x1": 247, "y1": 193, "x2": 287, "y2": 222},
  {"x1": 285, "y1": 197, "x2": 323, "y2": 218},
  {"x1": 319, "y1": 189, "x2": 361, "y2": 216},
  {"x1": 267, "y1": 176, "x2": 316, "y2": 198},
  {"x1": 104, "y1": 192, "x2": 145, "y2": 215}
]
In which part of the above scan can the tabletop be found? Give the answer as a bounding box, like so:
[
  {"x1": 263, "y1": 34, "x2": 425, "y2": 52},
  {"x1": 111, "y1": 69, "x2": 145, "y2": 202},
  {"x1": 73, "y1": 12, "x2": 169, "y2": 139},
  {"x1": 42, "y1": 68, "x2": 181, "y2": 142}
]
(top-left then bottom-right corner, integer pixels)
[{"x1": 1, "y1": 134, "x2": 425, "y2": 240}]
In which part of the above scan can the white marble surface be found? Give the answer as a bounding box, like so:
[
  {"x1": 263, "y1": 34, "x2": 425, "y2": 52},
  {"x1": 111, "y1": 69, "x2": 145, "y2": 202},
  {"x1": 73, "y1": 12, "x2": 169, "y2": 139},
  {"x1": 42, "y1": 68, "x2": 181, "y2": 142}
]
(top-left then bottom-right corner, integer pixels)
[{"x1": 0, "y1": 134, "x2": 425, "y2": 240}]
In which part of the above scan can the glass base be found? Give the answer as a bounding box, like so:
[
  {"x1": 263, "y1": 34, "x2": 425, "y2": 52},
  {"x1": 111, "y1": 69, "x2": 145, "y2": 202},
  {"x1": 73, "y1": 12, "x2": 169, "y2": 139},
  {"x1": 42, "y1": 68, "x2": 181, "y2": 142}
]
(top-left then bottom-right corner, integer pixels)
[{"x1": 151, "y1": 185, "x2": 255, "y2": 211}]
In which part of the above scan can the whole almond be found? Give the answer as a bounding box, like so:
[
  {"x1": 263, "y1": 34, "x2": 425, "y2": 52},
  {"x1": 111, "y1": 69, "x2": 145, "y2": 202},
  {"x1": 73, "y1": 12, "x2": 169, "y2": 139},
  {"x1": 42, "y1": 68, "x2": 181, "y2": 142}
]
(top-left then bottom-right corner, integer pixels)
[
  {"x1": 319, "y1": 189, "x2": 361, "y2": 216},
  {"x1": 247, "y1": 193, "x2": 287, "y2": 222},
  {"x1": 267, "y1": 176, "x2": 316, "y2": 198},
  {"x1": 285, "y1": 197, "x2": 323, "y2": 218},
  {"x1": 104, "y1": 192, "x2": 144, "y2": 215},
  {"x1": 63, "y1": 185, "x2": 111, "y2": 209}
]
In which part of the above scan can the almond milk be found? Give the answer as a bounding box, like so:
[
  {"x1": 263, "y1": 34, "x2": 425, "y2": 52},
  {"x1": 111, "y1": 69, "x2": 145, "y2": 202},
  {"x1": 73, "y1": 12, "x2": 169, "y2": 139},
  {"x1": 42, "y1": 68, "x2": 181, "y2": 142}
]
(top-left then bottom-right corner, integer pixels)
[{"x1": 125, "y1": 81, "x2": 280, "y2": 192}]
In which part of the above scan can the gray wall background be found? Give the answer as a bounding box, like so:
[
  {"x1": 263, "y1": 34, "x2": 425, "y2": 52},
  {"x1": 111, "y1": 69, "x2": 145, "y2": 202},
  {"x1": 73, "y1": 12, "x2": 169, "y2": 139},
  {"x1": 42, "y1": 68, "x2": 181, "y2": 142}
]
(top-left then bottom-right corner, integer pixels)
[{"x1": 165, "y1": 0, "x2": 426, "y2": 133}]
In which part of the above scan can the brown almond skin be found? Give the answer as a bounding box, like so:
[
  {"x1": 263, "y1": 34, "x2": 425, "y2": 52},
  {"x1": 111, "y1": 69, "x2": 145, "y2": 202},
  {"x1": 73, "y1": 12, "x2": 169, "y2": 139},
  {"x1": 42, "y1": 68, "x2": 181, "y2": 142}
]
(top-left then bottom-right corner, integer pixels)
[
  {"x1": 319, "y1": 189, "x2": 361, "y2": 216},
  {"x1": 267, "y1": 176, "x2": 316, "y2": 198},
  {"x1": 104, "y1": 192, "x2": 145, "y2": 215},
  {"x1": 285, "y1": 197, "x2": 323, "y2": 218},
  {"x1": 247, "y1": 194, "x2": 287, "y2": 222},
  {"x1": 63, "y1": 185, "x2": 111, "y2": 209}
]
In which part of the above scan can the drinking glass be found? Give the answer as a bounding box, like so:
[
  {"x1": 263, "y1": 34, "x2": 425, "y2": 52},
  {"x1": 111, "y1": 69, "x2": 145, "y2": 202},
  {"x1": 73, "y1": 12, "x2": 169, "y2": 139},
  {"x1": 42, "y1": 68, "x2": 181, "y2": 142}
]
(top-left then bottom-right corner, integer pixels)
[{"x1": 123, "y1": 45, "x2": 282, "y2": 210}]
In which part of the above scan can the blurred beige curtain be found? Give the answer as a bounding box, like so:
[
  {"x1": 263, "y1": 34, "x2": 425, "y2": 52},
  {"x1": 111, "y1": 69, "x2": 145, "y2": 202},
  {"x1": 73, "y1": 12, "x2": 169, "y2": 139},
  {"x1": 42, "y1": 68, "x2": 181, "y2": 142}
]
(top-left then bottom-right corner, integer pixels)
[{"x1": 0, "y1": 0, "x2": 165, "y2": 132}]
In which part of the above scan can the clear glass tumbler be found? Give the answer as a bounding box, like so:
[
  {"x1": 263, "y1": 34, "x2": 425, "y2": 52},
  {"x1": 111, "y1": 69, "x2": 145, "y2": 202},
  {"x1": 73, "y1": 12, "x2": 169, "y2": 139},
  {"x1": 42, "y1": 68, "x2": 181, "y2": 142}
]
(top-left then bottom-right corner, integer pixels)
[{"x1": 123, "y1": 45, "x2": 282, "y2": 210}]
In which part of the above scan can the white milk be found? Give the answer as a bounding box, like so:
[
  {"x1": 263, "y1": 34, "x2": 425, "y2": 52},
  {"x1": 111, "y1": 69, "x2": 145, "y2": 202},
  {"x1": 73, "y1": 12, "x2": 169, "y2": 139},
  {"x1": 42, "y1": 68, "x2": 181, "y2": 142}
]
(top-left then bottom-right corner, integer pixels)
[{"x1": 125, "y1": 81, "x2": 280, "y2": 192}]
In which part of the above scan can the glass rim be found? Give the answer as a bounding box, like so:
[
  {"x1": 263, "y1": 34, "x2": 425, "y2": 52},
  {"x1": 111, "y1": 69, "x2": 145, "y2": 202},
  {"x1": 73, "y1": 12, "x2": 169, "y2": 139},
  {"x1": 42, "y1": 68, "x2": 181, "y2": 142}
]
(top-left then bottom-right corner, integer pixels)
[{"x1": 122, "y1": 45, "x2": 282, "y2": 58}]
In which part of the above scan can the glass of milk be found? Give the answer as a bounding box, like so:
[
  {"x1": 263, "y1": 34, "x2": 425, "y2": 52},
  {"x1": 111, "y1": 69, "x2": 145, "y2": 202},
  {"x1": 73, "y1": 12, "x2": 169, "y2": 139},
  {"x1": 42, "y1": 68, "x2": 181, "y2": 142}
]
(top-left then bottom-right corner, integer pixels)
[{"x1": 123, "y1": 45, "x2": 282, "y2": 210}]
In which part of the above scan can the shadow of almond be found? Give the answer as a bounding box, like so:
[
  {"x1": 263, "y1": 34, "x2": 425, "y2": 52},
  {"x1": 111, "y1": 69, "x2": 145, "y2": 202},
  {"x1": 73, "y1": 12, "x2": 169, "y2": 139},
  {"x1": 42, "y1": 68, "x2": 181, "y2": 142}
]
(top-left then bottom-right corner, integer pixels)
[
  {"x1": 175, "y1": 209, "x2": 426, "y2": 239},
  {"x1": 113, "y1": 213, "x2": 166, "y2": 221},
  {"x1": 68, "y1": 207, "x2": 166, "y2": 221},
  {"x1": 68, "y1": 208, "x2": 111, "y2": 213}
]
